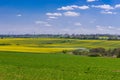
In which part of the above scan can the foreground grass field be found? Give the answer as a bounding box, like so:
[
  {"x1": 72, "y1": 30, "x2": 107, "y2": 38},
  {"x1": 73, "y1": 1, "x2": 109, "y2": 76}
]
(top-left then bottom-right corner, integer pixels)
[
  {"x1": 0, "y1": 38, "x2": 120, "y2": 80},
  {"x1": 0, "y1": 38, "x2": 120, "y2": 53},
  {"x1": 0, "y1": 51, "x2": 120, "y2": 80}
]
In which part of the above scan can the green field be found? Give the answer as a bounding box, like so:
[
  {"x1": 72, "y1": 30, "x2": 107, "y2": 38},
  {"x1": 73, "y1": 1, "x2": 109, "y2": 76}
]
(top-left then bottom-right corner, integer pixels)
[
  {"x1": 0, "y1": 51, "x2": 120, "y2": 80},
  {"x1": 0, "y1": 38, "x2": 120, "y2": 80}
]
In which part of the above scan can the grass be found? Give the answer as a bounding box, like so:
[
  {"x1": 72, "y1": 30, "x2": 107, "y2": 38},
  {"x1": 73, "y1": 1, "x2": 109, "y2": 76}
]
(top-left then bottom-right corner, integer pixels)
[
  {"x1": 0, "y1": 51, "x2": 120, "y2": 80},
  {"x1": 0, "y1": 38, "x2": 120, "y2": 80},
  {"x1": 0, "y1": 38, "x2": 120, "y2": 53}
]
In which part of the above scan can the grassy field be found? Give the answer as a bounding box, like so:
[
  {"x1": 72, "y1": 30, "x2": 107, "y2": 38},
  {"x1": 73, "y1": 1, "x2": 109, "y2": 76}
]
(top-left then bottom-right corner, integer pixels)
[
  {"x1": 0, "y1": 38, "x2": 120, "y2": 53},
  {"x1": 0, "y1": 51, "x2": 120, "y2": 80},
  {"x1": 0, "y1": 38, "x2": 120, "y2": 80}
]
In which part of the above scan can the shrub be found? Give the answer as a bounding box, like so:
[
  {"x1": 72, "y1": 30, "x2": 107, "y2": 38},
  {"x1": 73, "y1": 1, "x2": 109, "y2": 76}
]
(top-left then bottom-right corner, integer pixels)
[
  {"x1": 71, "y1": 47, "x2": 120, "y2": 58},
  {"x1": 112, "y1": 48, "x2": 120, "y2": 58},
  {"x1": 72, "y1": 49, "x2": 80, "y2": 55},
  {"x1": 88, "y1": 53, "x2": 101, "y2": 57},
  {"x1": 62, "y1": 50, "x2": 68, "y2": 54},
  {"x1": 72, "y1": 48, "x2": 89, "y2": 55},
  {"x1": 89, "y1": 47, "x2": 106, "y2": 56},
  {"x1": 106, "y1": 49, "x2": 113, "y2": 57},
  {"x1": 117, "y1": 53, "x2": 120, "y2": 58}
]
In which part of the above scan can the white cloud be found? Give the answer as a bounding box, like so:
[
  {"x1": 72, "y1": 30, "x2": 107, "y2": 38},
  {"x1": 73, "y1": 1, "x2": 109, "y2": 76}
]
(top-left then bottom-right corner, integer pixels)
[
  {"x1": 57, "y1": 5, "x2": 89, "y2": 10},
  {"x1": 92, "y1": 4, "x2": 114, "y2": 10},
  {"x1": 63, "y1": 11, "x2": 80, "y2": 17},
  {"x1": 70, "y1": 5, "x2": 79, "y2": 8},
  {"x1": 48, "y1": 16, "x2": 58, "y2": 19},
  {"x1": 115, "y1": 4, "x2": 120, "y2": 8},
  {"x1": 57, "y1": 6, "x2": 74, "y2": 10},
  {"x1": 35, "y1": 21, "x2": 45, "y2": 24},
  {"x1": 96, "y1": 25, "x2": 116, "y2": 31},
  {"x1": 79, "y1": 5, "x2": 89, "y2": 10},
  {"x1": 101, "y1": 10, "x2": 117, "y2": 14},
  {"x1": 35, "y1": 21, "x2": 52, "y2": 27},
  {"x1": 16, "y1": 14, "x2": 22, "y2": 17},
  {"x1": 74, "y1": 22, "x2": 82, "y2": 26},
  {"x1": 108, "y1": 26, "x2": 115, "y2": 29},
  {"x1": 46, "y1": 13, "x2": 62, "y2": 16},
  {"x1": 96, "y1": 25, "x2": 104, "y2": 31},
  {"x1": 44, "y1": 24, "x2": 52, "y2": 27},
  {"x1": 91, "y1": 4, "x2": 120, "y2": 11},
  {"x1": 87, "y1": 0, "x2": 96, "y2": 2}
]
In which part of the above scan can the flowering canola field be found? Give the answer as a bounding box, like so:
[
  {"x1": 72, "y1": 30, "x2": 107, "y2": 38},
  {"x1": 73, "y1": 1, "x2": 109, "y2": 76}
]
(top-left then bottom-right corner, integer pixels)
[{"x1": 0, "y1": 38, "x2": 120, "y2": 53}]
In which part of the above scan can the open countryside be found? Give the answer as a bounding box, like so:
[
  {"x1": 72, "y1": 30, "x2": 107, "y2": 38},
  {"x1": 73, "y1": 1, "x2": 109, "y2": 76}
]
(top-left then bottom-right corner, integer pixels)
[
  {"x1": 0, "y1": 38, "x2": 120, "y2": 80},
  {"x1": 0, "y1": 38, "x2": 120, "y2": 53},
  {"x1": 1, "y1": 0, "x2": 120, "y2": 80}
]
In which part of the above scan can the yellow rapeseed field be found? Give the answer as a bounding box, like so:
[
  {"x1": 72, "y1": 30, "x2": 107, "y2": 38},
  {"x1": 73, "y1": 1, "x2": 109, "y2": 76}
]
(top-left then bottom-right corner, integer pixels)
[
  {"x1": 0, "y1": 38, "x2": 75, "y2": 53},
  {"x1": 0, "y1": 46, "x2": 74, "y2": 53},
  {"x1": 0, "y1": 38, "x2": 120, "y2": 53}
]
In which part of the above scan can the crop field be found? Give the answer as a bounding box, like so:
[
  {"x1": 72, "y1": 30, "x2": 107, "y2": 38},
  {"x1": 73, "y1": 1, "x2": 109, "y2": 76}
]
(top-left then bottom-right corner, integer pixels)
[
  {"x1": 0, "y1": 38, "x2": 120, "y2": 80},
  {"x1": 0, "y1": 38, "x2": 120, "y2": 53},
  {"x1": 0, "y1": 51, "x2": 120, "y2": 80}
]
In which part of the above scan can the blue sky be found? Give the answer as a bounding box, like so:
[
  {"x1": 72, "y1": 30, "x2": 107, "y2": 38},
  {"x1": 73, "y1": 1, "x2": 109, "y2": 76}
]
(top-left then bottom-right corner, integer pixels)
[{"x1": 1, "y1": 0, "x2": 120, "y2": 34}]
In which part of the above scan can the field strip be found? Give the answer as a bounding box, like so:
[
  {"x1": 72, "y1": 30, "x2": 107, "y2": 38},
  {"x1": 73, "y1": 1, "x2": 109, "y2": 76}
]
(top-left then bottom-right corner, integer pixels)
[{"x1": 0, "y1": 46, "x2": 75, "y2": 53}]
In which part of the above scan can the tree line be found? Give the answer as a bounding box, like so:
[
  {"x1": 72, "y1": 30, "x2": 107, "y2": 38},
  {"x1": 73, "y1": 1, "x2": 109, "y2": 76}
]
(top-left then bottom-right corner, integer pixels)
[{"x1": 0, "y1": 34, "x2": 120, "y2": 40}]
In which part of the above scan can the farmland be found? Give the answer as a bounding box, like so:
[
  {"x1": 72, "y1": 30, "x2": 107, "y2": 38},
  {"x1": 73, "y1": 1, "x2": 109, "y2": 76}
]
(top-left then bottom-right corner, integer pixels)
[
  {"x1": 0, "y1": 51, "x2": 120, "y2": 80},
  {"x1": 0, "y1": 38, "x2": 120, "y2": 80},
  {"x1": 0, "y1": 38, "x2": 120, "y2": 53}
]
